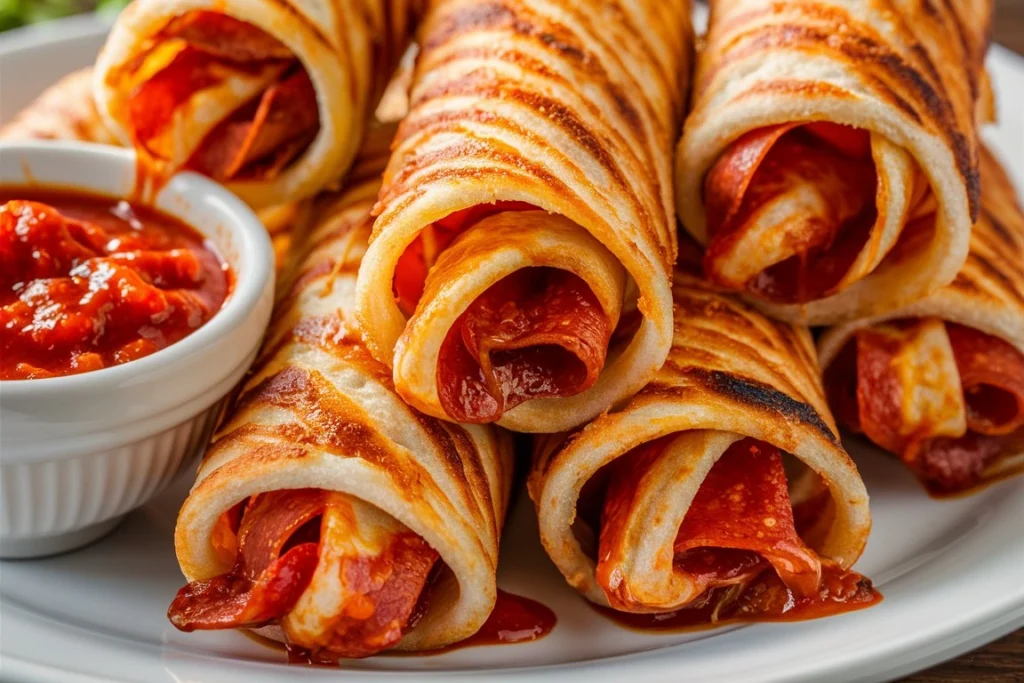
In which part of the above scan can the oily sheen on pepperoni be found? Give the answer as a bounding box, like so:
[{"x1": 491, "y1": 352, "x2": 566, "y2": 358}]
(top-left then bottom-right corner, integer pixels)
[
  {"x1": 168, "y1": 489, "x2": 438, "y2": 657},
  {"x1": 596, "y1": 437, "x2": 876, "y2": 620},
  {"x1": 703, "y1": 123, "x2": 876, "y2": 303},
  {"x1": 127, "y1": 11, "x2": 318, "y2": 181},
  {"x1": 436, "y1": 267, "x2": 612, "y2": 423},
  {"x1": 671, "y1": 439, "x2": 821, "y2": 599},
  {"x1": 946, "y1": 324, "x2": 1024, "y2": 435},
  {"x1": 168, "y1": 490, "x2": 325, "y2": 630},
  {"x1": 188, "y1": 68, "x2": 319, "y2": 181},
  {"x1": 313, "y1": 520, "x2": 438, "y2": 659},
  {"x1": 834, "y1": 321, "x2": 1024, "y2": 494}
]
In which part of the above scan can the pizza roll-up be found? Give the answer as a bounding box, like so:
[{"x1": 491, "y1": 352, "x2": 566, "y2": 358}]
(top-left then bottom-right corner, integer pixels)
[
  {"x1": 530, "y1": 260, "x2": 876, "y2": 621},
  {"x1": 676, "y1": 0, "x2": 990, "y2": 324},
  {"x1": 355, "y1": 0, "x2": 692, "y2": 432},
  {"x1": 0, "y1": 69, "x2": 117, "y2": 144},
  {"x1": 167, "y1": 129, "x2": 513, "y2": 658},
  {"x1": 93, "y1": 0, "x2": 420, "y2": 208},
  {"x1": 819, "y1": 147, "x2": 1024, "y2": 497},
  {"x1": 1, "y1": 68, "x2": 307, "y2": 271}
]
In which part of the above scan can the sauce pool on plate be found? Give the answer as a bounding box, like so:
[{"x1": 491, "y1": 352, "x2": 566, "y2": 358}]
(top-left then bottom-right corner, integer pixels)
[{"x1": 0, "y1": 188, "x2": 231, "y2": 379}]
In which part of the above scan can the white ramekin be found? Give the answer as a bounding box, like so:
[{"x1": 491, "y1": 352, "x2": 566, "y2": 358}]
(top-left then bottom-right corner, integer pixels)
[{"x1": 0, "y1": 141, "x2": 275, "y2": 558}]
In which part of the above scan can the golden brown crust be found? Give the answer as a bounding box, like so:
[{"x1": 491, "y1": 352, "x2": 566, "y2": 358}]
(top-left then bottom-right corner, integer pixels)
[
  {"x1": 820, "y1": 147, "x2": 1024, "y2": 364},
  {"x1": 530, "y1": 265, "x2": 870, "y2": 607},
  {"x1": 356, "y1": 0, "x2": 692, "y2": 432},
  {"x1": 175, "y1": 126, "x2": 513, "y2": 651},
  {"x1": 677, "y1": 0, "x2": 992, "y2": 324},
  {"x1": 94, "y1": 0, "x2": 422, "y2": 207}
]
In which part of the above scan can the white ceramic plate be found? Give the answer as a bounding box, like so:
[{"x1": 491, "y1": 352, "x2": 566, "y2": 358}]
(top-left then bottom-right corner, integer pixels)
[{"x1": 1, "y1": 12, "x2": 1023, "y2": 683}]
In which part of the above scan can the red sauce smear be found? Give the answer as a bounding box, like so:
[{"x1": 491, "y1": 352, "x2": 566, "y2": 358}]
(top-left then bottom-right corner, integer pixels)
[
  {"x1": 127, "y1": 11, "x2": 318, "y2": 184},
  {"x1": 0, "y1": 189, "x2": 229, "y2": 379},
  {"x1": 592, "y1": 561, "x2": 880, "y2": 632},
  {"x1": 703, "y1": 122, "x2": 885, "y2": 303},
  {"x1": 426, "y1": 589, "x2": 556, "y2": 654},
  {"x1": 596, "y1": 437, "x2": 879, "y2": 623},
  {"x1": 825, "y1": 320, "x2": 1024, "y2": 496},
  {"x1": 254, "y1": 589, "x2": 555, "y2": 664}
]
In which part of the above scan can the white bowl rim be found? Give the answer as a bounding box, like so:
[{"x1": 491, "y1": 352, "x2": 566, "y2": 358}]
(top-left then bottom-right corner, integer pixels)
[{"x1": 0, "y1": 140, "x2": 274, "y2": 397}]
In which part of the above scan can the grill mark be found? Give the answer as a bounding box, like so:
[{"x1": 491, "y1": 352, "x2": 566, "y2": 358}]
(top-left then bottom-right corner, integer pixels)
[
  {"x1": 405, "y1": 77, "x2": 639, "y2": 203},
  {"x1": 383, "y1": 115, "x2": 642, "y2": 247},
  {"x1": 701, "y1": 14, "x2": 979, "y2": 218},
  {"x1": 866, "y1": 75, "x2": 923, "y2": 124},
  {"x1": 421, "y1": 1, "x2": 519, "y2": 51},
  {"x1": 691, "y1": 367, "x2": 836, "y2": 443},
  {"x1": 406, "y1": 44, "x2": 653, "y2": 181},
  {"x1": 235, "y1": 365, "x2": 429, "y2": 489},
  {"x1": 668, "y1": 331, "x2": 806, "y2": 405},
  {"x1": 981, "y1": 209, "x2": 1018, "y2": 249},
  {"x1": 937, "y1": 0, "x2": 977, "y2": 99},
  {"x1": 966, "y1": 252, "x2": 1024, "y2": 306}
]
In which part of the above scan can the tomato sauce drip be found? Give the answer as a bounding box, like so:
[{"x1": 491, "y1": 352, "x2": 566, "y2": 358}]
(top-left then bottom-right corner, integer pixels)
[
  {"x1": 826, "y1": 320, "x2": 1024, "y2": 495},
  {"x1": 274, "y1": 589, "x2": 555, "y2": 663},
  {"x1": 703, "y1": 122, "x2": 879, "y2": 303},
  {"x1": 127, "y1": 10, "x2": 318, "y2": 183},
  {"x1": 592, "y1": 561, "x2": 880, "y2": 631},
  {"x1": 596, "y1": 437, "x2": 877, "y2": 623},
  {"x1": 0, "y1": 191, "x2": 229, "y2": 379}
]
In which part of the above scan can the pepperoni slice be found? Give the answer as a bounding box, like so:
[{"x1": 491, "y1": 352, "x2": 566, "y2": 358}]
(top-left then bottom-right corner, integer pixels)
[
  {"x1": 436, "y1": 267, "x2": 611, "y2": 423},
  {"x1": 392, "y1": 202, "x2": 535, "y2": 316},
  {"x1": 672, "y1": 439, "x2": 821, "y2": 599},
  {"x1": 596, "y1": 436, "x2": 876, "y2": 621},
  {"x1": 162, "y1": 11, "x2": 294, "y2": 63},
  {"x1": 703, "y1": 123, "x2": 876, "y2": 303},
  {"x1": 946, "y1": 324, "x2": 1024, "y2": 435},
  {"x1": 828, "y1": 320, "x2": 1024, "y2": 494},
  {"x1": 168, "y1": 489, "x2": 440, "y2": 658},
  {"x1": 187, "y1": 68, "x2": 319, "y2": 181},
  {"x1": 127, "y1": 10, "x2": 318, "y2": 182},
  {"x1": 168, "y1": 489, "x2": 325, "y2": 630}
]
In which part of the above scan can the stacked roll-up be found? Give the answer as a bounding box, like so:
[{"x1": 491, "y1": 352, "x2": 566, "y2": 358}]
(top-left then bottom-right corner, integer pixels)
[
  {"x1": 530, "y1": 255, "x2": 876, "y2": 620},
  {"x1": 93, "y1": 0, "x2": 421, "y2": 208},
  {"x1": 0, "y1": 69, "x2": 116, "y2": 144},
  {"x1": 0, "y1": 67, "x2": 306, "y2": 270},
  {"x1": 355, "y1": 0, "x2": 693, "y2": 433},
  {"x1": 168, "y1": 127, "x2": 513, "y2": 658},
  {"x1": 819, "y1": 147, "x2": 1024, "y2": 497},
  {"x1": 677, "y1": 0, "x2": 991, "y2": 324}
]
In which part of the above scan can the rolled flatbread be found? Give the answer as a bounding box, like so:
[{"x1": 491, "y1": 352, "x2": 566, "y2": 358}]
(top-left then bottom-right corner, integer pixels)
[
  {"x1": 168, "y1": 127, "x2": 513, "y2": 657},
  {"x1": 676, "y1": 0, "x2": 990, "y2": 324},
  {"x1": 94, "y1": 0, "x2": 421, "y2": 208},
  {"x1": 0, "y1": 69, "x2": 117, "y2": 144},
  {"x1": 355, "y1": 0, "x2": 693, "y2": 433},
  {"x1": 1, "y1": 67, "x2": 308, "y2": 271},
  {"x1": 819, "y1": 146, "x2": 1024, "y2": 496},
  {"x1": 530, "y1": 256, "x2": 875, "y2": 620}
]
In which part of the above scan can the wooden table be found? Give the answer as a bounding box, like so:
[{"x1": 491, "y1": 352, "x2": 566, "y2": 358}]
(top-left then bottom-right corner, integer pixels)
[{"x1": 904, "y1": 4, "x2": 1024, "y2": 680}]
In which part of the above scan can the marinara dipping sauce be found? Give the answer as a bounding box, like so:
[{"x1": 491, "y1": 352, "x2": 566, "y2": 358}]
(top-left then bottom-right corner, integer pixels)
[{"x1": 0, "y1": 188, "x2": 231, "y2": 380}]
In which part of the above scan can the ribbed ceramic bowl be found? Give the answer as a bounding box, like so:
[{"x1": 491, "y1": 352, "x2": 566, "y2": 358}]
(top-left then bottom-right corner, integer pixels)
[{"x1": 0, "y1": 141, "x2": 275, "y2": 558}]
